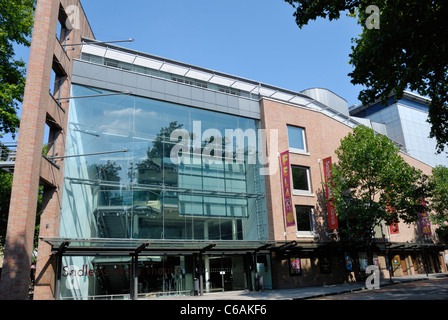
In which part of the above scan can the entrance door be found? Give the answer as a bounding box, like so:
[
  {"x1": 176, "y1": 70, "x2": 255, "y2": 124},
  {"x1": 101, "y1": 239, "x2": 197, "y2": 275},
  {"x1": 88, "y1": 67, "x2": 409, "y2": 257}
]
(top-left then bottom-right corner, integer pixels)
[
  {"x1": 208, "y1": 257, "x2": 232, "y2": 291},
  {"x1": 400, "y1": 255, "x2": 408, "y2": 276},
  {"x1": 205, "y1": 255, "x2": 247, "y2": 292},
  {"x1": 392, "y1": 255, "x2": 401, "y2": 275}
]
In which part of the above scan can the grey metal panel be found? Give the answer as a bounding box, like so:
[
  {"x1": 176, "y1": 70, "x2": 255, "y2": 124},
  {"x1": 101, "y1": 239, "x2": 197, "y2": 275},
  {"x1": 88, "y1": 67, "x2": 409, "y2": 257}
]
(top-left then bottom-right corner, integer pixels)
[
  {"x1": 75, "y1": 61, "x2": 92, "y2": 78},
  {"x1": 248, "y1": 100, "x2": 260, "y2": 113},
  {"x1": 215, "y1": 93, "x2": 228, "y2": 107},
  {"x1": 121, "y1": 71, "x2": 138, "y2": 88},
  {"x1": 165, "y1": 81, "x2": 179, "y2": 97},
  {"x1": 89, "y1": 63, "x2": 108, "y2": 83},
  {"x1": 151, "y1": 77, "x2": 165, "y2": 94},
  {"x1": 150, "y1": 91, "x2": 165, "y2": 101},
  {"x1": 72, "y1": 60, "x2": 261, "y2": 120},
  {"x1": 73, "y1": 76, "x2": 106, "y2": 90},
  {"x1": 203, "y1": 90, "x2": 216, "y2": 105},
  {"x1": 136, "y1": 74, "x2": 152, "y2": 90},
  {"x1": 302, "y1": 88, "x2": 349, "y2": 117},
  {"x1": 191, "y1": 87, "x2": 204, "y2": 102},
  {"x1": 165, "y1": 94, "x2": 180, "y2": 104},
  {"x1": 227, "y1": 95, "x2": 239, "y2": 108},
  {"x1": 104, "y1": 81, "x2": 123, "y2": 93},
  {"x1": 239, "y1": 98, "x2": 251, "y2": 112},
  {"x1": 106, "y1": 68, "x2": 123, "y2": 85},
  {"x1": 371, "y1": 121, "x2": 388, "y2": 136},
  {"x1": 178, "y1": 96, "x2": 192, "y2": 107},
  {"x1": 178, "y1": 84, "x2": 192, "y2": 100}
]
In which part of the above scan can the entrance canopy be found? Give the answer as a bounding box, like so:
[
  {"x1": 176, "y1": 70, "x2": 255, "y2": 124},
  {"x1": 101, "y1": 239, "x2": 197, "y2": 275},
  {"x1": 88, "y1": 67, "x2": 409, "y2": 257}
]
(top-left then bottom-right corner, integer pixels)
[
  {"x1": 41, "y1": 237, "x2": 274, "y2": 256},
  {"x1": 41, "y1": 237, "x2": 447, "y2": 257}
]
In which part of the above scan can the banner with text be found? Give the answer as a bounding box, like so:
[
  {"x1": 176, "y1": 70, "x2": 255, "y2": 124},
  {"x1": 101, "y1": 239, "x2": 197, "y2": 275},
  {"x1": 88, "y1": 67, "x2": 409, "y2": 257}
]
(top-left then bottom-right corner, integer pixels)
[
  {"x1": 323, "y1": 157, "x2": 338, "y2": 230},
  {"x1": 280, "y1": 151, "x2": 296, "y2": 227},
  {"x1": 419, "y1": 199, "x2": 432, "y2": 236}
]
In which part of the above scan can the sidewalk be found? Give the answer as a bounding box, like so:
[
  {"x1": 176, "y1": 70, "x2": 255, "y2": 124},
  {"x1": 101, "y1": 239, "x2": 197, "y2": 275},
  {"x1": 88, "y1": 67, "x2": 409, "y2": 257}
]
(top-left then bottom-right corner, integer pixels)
[{"x1": 149, "y1": 272, "x2": 448, "y2": 300}]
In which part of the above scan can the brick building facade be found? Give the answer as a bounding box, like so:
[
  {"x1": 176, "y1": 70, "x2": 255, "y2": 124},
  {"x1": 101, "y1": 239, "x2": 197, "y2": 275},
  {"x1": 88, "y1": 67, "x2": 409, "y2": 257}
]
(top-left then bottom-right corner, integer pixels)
[
  {"x1": 0, "y1": 0, "x2": 446, "y2": 300},
  {"x1": 0, "y1": 0, "x2": 93, "y2": 300}
]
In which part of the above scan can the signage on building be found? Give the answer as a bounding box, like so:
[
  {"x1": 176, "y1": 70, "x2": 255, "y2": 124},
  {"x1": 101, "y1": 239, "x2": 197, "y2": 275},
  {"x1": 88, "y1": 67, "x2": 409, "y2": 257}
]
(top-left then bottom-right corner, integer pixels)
[
  {"x1": 419, "y1": 199, "x2": 432, "y2": 236},
  {"x1": 289, "y1": 256, "x2": 302, "y2": 276},
  {"x1": 386, "y1": 194, "x2": 399, "y2": 234},
  {"x1": 322, "y1": 157, "x2": 338, "y2": 230},
  {"x1": 280, "y1": 151, "x2": 296, "y2": 227},
  {"x1": 389, "y1": 222, "x2": 400, "y2": 234}
]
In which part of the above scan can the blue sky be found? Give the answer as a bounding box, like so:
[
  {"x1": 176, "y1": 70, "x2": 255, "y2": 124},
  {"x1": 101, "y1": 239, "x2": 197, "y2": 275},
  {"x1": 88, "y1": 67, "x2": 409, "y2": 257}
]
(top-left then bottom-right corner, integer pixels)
[{"x1": 5, "y1": 0, "x2": 364, "y2": 143}]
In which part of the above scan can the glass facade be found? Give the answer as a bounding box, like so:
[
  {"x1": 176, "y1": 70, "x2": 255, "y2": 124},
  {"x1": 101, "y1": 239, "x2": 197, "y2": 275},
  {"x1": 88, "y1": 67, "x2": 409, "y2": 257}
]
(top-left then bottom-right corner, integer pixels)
[
  {"x1": 354, "y1": 100, "x2": 448, "y2": 168},
  {"x1": 60, "y1": 254, "x2": 193, "y2": 299},
  {"x1": 60, "y1": 85, "x2": 267, "y2": 242}
]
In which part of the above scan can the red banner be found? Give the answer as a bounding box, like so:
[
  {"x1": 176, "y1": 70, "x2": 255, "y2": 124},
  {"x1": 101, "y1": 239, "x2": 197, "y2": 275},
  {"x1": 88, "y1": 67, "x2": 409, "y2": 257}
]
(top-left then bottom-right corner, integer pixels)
[
  {"x1": 280, "y1": 151, "x2": 296, "y2": 227},
  {"x1": 389, "y1": 222, "x2": 400, "y2": 234},
  {"x1": 386, "y1": 204, "x2": 400, "y2": 234},
  {"x1": 323, "y1": 157, "x2": 338, "y2": 230}
]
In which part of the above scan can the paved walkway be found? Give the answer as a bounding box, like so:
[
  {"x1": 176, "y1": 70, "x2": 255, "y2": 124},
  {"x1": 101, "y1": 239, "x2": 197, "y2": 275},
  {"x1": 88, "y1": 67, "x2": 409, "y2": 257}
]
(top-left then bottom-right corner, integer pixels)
[{"x1": 149, "y1": 272, "x2": 448, "y2": 300}]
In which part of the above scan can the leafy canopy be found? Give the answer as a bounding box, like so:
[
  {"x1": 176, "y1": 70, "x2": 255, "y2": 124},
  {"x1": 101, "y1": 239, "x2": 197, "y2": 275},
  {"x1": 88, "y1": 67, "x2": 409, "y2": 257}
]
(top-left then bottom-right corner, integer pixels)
[
  {"x1": 0, "y1": 0, "x2": 36, "y2": 138},
  {"x1": 429, "y1": 166, "x2": 448, "y2": 242},
  {"x1": 284, "y1": 0, "x2": 448, "y2": 152},
  {"x1": 330, "y1": 126, "x2": 429, "y2": 240}
]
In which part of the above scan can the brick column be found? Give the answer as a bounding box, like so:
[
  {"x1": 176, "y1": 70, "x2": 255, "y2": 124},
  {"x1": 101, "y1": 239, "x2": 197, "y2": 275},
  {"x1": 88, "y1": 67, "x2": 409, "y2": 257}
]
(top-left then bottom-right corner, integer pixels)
[
  {"x1": 0, "y1": 0, "x2": 94, "y2": 300},
  {"x1": 0, "y1": 0, "x2": 61, "y2": 300}
]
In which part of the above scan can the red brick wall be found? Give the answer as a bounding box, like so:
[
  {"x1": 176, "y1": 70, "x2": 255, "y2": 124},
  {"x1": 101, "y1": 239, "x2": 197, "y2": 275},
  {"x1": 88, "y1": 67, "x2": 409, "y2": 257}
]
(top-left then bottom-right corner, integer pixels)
[
  {"x1": 260, "y1": 98, "x2": 438, "y2": 289},
  {"x1": 0, "y1": 0, "x2": 93, "y2": 300},
  {"x1": 260, "y1": 98, "x2": 353, "y2": 242}
]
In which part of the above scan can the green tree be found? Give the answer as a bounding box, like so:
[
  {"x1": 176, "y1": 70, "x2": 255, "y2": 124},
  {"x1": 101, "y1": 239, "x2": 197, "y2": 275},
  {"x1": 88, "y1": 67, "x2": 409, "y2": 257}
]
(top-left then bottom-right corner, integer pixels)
[
  {"x1": 0, "y1": 169, "x2": 13, "y2": 250},
  {"x1": 330, "y1": 126, "x2": 430, "y2": 241},
  {"x1": 0, "y1": 0, "x2": 36, "y2": 138},
  {"x1": 284, "y1": 0, "x2": 448, "y2": 152},
  {"x1": 429, "y1": 165, "x2": 448, "y2": 243},
  {"x1": 0, "y1": 170, "x2": 42, "y2": 253}
]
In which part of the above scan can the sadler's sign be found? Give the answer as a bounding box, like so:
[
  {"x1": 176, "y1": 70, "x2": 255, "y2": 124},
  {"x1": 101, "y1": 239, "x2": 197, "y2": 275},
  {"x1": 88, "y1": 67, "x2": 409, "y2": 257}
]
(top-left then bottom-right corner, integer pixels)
[
  {"x1": 280, "y1": 151, "x2": 296, "y2": 227},
  {"x1": 323, "y1": 157, "x2": 338, "y2": 230}
]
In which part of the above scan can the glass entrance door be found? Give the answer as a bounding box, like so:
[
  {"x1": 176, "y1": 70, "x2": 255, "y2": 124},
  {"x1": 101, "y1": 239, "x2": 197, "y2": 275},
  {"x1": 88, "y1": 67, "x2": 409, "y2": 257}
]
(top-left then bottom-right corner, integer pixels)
[
  {"x1": 137, "y1": 255, "x2": 193, "y2": 296},
  {"x1": 204, "y1": 255, "x2": 247, "y2": 292}
]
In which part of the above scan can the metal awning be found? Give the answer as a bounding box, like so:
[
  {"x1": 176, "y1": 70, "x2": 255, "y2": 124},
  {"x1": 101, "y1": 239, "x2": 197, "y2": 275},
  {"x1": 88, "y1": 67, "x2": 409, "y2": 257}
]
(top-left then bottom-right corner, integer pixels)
[
  {"x1": 41, "y1": 237, "x2": 274, "y2": 256},
  {"x1": 41, "y1": 237, "x2": 447, "y2": 257}
]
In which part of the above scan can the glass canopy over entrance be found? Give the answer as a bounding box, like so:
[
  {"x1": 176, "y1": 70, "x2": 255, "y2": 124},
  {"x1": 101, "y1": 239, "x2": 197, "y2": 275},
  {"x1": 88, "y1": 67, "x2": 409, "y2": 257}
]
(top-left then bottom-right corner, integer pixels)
[{"x1": 42, "y1": 238, "x2": 274, "y2": 255}]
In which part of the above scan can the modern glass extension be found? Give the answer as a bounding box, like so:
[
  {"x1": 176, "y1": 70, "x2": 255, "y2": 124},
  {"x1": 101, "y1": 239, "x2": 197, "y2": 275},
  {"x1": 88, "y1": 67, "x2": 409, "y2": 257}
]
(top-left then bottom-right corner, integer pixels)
[
  {"x1": 60, "y1": 85, "x2": 267, "y2": 242},
  {"x1": 56, "y1": 85, "x2": 270, "y2": 299}
]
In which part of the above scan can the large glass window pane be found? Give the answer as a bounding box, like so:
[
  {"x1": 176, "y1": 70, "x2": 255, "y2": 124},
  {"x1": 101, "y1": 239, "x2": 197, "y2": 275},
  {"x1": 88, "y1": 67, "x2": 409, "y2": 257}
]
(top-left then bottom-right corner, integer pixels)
[
  {"x1": 62, "y1": 85, "x2": 267, "y2": 241},
  {"x1": 60, "y1": 256, "x2": 131, "y2": 300}
]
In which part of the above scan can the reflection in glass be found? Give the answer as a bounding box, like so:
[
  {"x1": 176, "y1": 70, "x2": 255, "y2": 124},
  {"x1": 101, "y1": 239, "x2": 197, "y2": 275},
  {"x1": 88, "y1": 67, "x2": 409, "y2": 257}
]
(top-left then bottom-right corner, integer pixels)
[{"x1": 60, "y1": 85, "x2": 266, "y2": 242}]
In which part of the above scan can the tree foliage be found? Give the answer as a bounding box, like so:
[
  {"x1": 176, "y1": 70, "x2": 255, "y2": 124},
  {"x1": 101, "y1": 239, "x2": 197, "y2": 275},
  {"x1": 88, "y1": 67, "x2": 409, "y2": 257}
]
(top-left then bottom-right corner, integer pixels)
[
  {"x1": 330, "y1": 126, "x2": 430, "y2": 240},
  {"x1": 0, "y1": 0, "x2": 35, "y2": 138},
  {"x1": 429, "y1": 165, "x2": 448, "y2": 242},
  {"x1": 0, "y1": 169, "x2": 13, "y2": 249},
  {"x1": 284, "y1": 0, "x2": 448, "y2": 152}
]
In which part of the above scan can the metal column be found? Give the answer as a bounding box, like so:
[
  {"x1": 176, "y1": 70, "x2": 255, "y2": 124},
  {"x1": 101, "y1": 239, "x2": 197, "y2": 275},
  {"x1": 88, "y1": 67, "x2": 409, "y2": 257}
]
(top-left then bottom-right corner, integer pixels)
[{"x1": 54, "y1": 242, "x2": 69, "y2": 300}]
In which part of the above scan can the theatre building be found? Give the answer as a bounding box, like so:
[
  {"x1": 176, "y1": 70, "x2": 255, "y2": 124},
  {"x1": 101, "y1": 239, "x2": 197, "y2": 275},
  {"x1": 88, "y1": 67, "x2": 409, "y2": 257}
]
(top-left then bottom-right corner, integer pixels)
[{"x1": 0, "y1": 0, "x2": 446, "y2": 300}]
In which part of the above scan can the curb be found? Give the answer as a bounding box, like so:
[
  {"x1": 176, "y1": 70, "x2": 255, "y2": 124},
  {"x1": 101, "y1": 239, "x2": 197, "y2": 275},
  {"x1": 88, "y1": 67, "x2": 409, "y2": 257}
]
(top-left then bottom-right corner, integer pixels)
[{"x1": 297, "y1": 273, "x2": 448, "y2": 300}]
